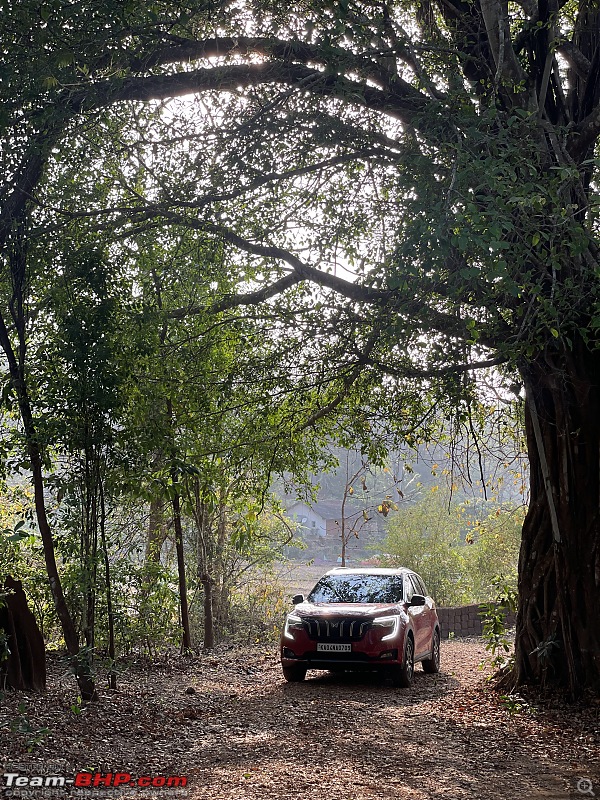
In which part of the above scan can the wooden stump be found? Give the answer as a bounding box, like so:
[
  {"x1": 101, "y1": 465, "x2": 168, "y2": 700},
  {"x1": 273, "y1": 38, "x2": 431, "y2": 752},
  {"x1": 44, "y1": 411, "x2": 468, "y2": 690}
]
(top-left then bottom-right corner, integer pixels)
[{"x1": 0, "y1": 576, "x2": 46, "y2": 691}]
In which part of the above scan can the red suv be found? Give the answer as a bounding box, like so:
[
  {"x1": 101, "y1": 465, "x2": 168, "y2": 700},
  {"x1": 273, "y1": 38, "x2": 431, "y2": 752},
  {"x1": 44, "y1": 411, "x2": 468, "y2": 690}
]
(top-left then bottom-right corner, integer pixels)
[{"x1": 280, "y1": 567, "x2": 440, "y2": 687}]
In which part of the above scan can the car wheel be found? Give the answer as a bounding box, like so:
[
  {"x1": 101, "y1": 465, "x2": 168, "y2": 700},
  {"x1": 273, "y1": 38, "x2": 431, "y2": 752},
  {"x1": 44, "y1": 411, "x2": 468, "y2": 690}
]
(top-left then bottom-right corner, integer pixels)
[
  {"x1": 392, "y1": 634, "x2": 414, "y2": 688},
  {"x1": 422, "y1": 629, "x2": 441, "y2": 674},
  {"x1": 282, "y1": 666, "x2": 307, "y2": 682}
]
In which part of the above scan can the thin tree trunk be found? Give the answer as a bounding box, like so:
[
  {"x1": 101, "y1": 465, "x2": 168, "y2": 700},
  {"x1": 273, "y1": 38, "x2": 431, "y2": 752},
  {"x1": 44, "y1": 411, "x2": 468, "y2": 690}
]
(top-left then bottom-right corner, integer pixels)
[
  {"x1": 201, "y1": 574, "x2": 215, "y2": 650},
  {"x1": 211, "y1": 502, "x2": 229, "y2": 636},
  {"x1": 0, "y1": 311, "x2": 97, "y2": 701},
  {"x1": 99, "y1": 478, "x2": 116, "y2": 690},
  {"x1": 194, "y1": 486, "x2": 215, "y2": 649},
  {"x1": 145, "y1": 496, "x2": 167, "y2": 563},
  {"x1": 83, "y1": 447, "x2": 99, "y2": 654},
  {"x1": 171, "y1": 476, "x2": 191, "y2": 651}
]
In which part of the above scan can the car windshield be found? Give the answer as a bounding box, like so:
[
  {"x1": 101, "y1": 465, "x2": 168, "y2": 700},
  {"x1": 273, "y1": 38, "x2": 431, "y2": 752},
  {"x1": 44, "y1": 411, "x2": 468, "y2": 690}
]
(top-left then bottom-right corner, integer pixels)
[{"x1": 307, "y1": 574, "x2": 405, "y2": 604}]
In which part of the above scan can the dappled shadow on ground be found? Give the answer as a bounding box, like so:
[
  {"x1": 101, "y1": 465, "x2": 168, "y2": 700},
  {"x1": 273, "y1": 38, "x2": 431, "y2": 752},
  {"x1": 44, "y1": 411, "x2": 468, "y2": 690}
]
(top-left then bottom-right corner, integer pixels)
[
  {"x1": 1, "y1": 642, "x2": 598, "y2": 800},
  {"x1": 164, "y1": 643, "x2": 595, "y2": 800},
  {"x1": 180, "y1": 659, "x2": 584, "y2": 800}
]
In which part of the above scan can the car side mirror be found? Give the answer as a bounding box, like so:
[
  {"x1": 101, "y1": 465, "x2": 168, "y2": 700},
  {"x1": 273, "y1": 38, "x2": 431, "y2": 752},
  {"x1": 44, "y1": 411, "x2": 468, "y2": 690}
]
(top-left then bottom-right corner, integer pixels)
[
  {"x1": 409, "y1": 594, "x2": 426, "y2": 607},
  {"x1": 292, "y1": 594, "x2": 305, "y2": 605}
]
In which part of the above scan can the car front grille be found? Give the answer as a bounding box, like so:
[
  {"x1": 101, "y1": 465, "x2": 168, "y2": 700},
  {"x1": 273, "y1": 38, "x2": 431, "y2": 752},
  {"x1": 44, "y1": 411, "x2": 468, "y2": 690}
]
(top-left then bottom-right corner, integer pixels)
[{"x1": 302, "y1": 617, "x2": 372, "y2": 642}]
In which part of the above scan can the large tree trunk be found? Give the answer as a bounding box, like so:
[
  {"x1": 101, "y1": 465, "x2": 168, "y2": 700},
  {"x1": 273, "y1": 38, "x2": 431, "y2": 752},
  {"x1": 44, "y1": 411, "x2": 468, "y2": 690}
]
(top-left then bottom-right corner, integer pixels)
[
  {"x1": 0, "y1": 577, "x2": 46, "y2": 691},
  {"x1": 514, "y1": 340, "x2": 600, "y2": 694}
]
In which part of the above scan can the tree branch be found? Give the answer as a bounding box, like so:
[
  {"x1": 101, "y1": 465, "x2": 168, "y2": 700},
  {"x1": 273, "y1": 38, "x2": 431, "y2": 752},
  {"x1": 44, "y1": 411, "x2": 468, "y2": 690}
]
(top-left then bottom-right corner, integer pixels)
[
  {"x1": 571, "y1": 102, "x2": 600, "y2": 158},
  {"x1": 479, "y1": 0, "x2": 528, "y2": 91},
  {"x1": 152, "y1": 212, "x2": 391, "y2": 304},
  {"x1": 152, "y1": 212, "x2": 495, "y2": 348},
  {"x1": 79, "y1": 61, "x2": 435, "y2": 132},
  {"x1": 366, "y1": 355, "x2": 509, "y2": 379},
  {"x1": 301, "y1": 328, "x2": 383, "y2": 429},
  {"x1": 167, "y1": 272, "x2": 303, "y2": 318}
]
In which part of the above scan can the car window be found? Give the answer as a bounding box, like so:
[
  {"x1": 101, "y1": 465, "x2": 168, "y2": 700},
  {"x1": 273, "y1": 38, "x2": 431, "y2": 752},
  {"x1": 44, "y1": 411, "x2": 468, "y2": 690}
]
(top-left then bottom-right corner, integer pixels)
[
  {"x1": 404, "y1": 574, "x2": 422, "y2": 601},
  {"x1": 307, "y1": 574, "x2": 405, "y2": 604},
  {"x1": 411, "y1": 574, "x2": 427, "y2": 597}
]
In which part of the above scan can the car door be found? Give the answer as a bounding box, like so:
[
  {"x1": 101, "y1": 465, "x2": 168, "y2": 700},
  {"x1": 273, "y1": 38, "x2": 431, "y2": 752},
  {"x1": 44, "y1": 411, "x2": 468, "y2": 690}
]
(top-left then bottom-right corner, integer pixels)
[
  {"x1": 412, "y1": 573, "x2": 437, "y2": 656},
  {"x1": 404, "y1": 573, "x2": 430, "y2": 657}
]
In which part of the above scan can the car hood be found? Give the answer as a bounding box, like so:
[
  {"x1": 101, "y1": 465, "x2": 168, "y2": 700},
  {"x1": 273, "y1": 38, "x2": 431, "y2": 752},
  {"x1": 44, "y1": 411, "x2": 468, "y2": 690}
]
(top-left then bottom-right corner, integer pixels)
[{"x1": 294, "y1": 602, "x2": 403, "y2": 618}]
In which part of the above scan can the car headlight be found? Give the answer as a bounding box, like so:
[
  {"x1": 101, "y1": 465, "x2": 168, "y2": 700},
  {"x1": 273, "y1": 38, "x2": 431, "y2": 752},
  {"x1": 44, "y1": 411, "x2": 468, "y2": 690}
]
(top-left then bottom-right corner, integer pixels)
[
  {"x1": 373, "y1": 615, "x2": 400, "y2": 641},
  {"x1": 283, "y1": 614, "x2": 304, "y2": 640}
]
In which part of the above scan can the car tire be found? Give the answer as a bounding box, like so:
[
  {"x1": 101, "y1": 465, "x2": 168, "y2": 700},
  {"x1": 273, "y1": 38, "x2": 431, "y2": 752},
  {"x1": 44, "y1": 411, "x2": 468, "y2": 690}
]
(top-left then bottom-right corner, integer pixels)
[
  {"x1": 282, "y1": 666, "x2": 307, "y2": 682},
  {"x1": 392, "y1": 634, "x2": 414, "y2": 688},
  {"x1": 422, "y1": 629, "x2": 441, "y2": 674}
]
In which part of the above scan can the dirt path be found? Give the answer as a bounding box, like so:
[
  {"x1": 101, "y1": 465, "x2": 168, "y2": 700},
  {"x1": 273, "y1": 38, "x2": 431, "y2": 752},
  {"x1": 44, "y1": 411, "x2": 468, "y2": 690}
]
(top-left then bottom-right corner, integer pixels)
[{"x1": 1, "y1": 640, "x2": 598, "y2": 800}]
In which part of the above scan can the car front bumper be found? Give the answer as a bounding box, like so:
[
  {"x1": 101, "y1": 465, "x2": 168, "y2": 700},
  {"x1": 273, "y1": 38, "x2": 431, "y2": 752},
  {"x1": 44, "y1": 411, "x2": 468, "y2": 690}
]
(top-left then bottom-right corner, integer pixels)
[{"x1": 281, "y1": 627, "x2": 407, "y2": 670}]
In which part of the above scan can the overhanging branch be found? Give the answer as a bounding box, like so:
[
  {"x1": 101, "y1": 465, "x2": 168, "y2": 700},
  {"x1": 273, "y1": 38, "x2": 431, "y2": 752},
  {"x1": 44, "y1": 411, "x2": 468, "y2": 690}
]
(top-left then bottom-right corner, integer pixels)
[
  {"x1": 79, "y1": 60, "x2": 436, "y2": 132},
  {"x1": 366, "y1": 354, "x2": 509, "y2": 379},
  {"x1": 142, "y1": 210, "x2": 492, "y2": 346},
  {"x1": 301, "y1": 327, "x2": 383, "y2": 429},
  {"x1": 167, "y1": 272, "x2": 304, "y2": 318}
]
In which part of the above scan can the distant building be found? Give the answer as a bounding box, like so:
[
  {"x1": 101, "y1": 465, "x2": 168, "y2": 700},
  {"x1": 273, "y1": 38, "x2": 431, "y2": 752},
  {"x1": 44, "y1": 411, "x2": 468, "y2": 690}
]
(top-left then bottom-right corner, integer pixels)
[{"x1": 285, "y1": 500, "x2": 380, "y2": 563}]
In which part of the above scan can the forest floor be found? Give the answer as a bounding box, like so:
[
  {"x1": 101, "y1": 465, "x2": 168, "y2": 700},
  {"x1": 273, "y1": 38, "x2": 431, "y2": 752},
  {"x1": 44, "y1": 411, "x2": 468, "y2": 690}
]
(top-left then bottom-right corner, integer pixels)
[{"x1": 1, "y1": 639, "x2": 599, "y2": 800}]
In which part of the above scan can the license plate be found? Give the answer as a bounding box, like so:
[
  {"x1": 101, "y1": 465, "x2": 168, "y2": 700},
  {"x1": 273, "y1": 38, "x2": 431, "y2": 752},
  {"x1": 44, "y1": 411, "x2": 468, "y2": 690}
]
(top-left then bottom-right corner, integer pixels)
[{"x1": 316, "y1": 643, "x2": 351, "y2": 653}]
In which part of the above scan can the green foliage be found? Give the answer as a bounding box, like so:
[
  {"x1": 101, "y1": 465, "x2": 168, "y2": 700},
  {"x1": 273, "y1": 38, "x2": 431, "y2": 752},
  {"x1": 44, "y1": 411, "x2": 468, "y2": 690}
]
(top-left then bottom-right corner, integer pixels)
[
  {"x1": 382, "y1": 490, "x2": 521, "y2": 605},
  {"x1": 0, "y1": 628, "x2": 10, "y2": 667},
  {"x1": 383, "y1": 489, "x2": 469, "y2": 605},
  {"x1": 0, "y1": 483, "x2": 58, "y2": 642},
  {"x1": 8, "y1": 702, "x2": 50, "y2": 752},
  {"x1": 105, "y1": 561, "x2": 180, "y2": 657},
  {"x1": 479, "y1": 576, "x2": 518, "y2": 669},
  {"x1": 189, "y1": 505, "x2": 301, "y2": 645},
  {"x1": 34, "y1": 243, "x2": 129, "y2": 449},
  {"x1": 70, "y1": 697, "x2": 83, "y2": 716},
  {"x1": 498, "y1": 693, "x2": 535, "y2": 715},
  {"x1": 215, "y1": 566, "x2": 290, "y2": 644},
  {"x1": 463, "y1": 505, "x2": 522, "y2": 601}
]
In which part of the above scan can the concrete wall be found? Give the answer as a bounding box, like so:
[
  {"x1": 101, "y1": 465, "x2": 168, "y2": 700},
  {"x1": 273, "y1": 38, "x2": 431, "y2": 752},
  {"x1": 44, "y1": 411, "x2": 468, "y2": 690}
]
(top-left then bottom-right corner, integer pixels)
[{"x1": 437, "y1": 603, "x2": 516, "y2": 638}]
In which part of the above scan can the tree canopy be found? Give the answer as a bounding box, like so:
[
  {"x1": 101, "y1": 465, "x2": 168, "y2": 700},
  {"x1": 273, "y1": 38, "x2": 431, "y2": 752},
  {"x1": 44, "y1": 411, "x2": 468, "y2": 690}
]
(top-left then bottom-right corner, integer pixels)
[{"x1": 1, "y1": 0, "x2": 599, "y2": 695}]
